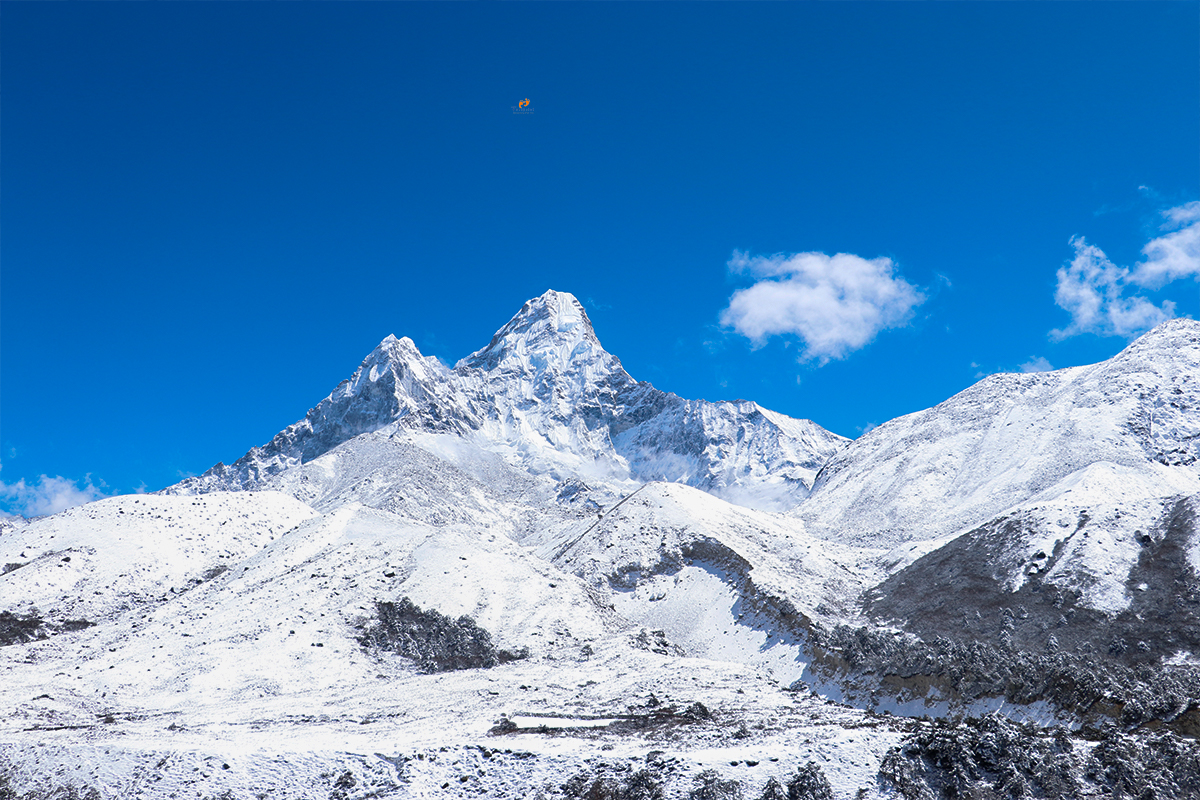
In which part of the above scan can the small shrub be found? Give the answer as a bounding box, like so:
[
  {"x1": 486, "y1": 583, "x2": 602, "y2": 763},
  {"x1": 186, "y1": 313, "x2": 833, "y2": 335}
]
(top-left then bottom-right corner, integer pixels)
[
  {"x1": 632, "y1": 628, "x2": 685, "y2": 656},
  {"x1": 690, "y1": 769, "x2": 742, "y2": 800},
  {"x1": 202, "y1": 565, "x2": 230, "y2": 581},
  {"x1": 757, "y1": 778, "x2": 787, "y2": 800},
  {"x1": 561, "y1": 769, "x2": 665, "y2": 800},
  {"x1": 0, "y1": 611, "x2": 45, "y2": 646},
  {"x1": 328, "y1": 769, "x2": 356, "y2": 800},
  {"x1": 360, "y1": 597, "x2": 502, "y2": 672},
  {"x1": 786, "y1": 763, "x2": 833, "y2": 800}
]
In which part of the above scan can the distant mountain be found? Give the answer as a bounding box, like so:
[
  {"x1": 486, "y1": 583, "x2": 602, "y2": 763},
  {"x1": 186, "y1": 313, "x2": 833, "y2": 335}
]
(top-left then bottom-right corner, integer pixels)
[{"x1": 172, "y1": 290, "x2": 847, "y2": 512}]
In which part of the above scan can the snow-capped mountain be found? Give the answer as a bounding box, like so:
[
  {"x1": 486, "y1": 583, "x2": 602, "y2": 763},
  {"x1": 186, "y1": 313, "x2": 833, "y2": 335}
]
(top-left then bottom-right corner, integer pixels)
[
  {"x1": 786, "y1": 318, "x2": 1200, "y2": 709},
  {"x1": 795, "y1": 318, "x2": 1200, "y2": 637},
  {"x1": 3, "y1": 298, "x2": 1199, "y2": 800},
  {"x1": 175, "y1": 290, "x2": 846, "y2": 512},
  {"x1": 801, "y1": 317, "x2": 1200, "y2": 552}
]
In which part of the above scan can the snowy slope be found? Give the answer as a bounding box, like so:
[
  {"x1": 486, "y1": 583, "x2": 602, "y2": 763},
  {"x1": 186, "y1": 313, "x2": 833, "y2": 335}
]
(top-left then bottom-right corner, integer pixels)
[
  {"x1": 785, "y1": 318, "x2": 1200, "y2": 661},
  {"x1": 0, "y1": 492, "x2": 910, "y2": 800},
  {"x1": 801, "y1": 317, "x2": 1200, "y2": 552},
  {"x1": 532, "y1": 481, "x2": 876, "y2": 685},
  {"x1": 0, "y1": 492, "x2": 316, "y2": 628}
]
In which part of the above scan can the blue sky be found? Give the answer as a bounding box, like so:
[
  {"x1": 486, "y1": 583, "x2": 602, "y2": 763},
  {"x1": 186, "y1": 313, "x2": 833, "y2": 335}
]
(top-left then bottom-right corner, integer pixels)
[{"x1": 3, "y1": 2, "x2": 1198, "y2": 516}]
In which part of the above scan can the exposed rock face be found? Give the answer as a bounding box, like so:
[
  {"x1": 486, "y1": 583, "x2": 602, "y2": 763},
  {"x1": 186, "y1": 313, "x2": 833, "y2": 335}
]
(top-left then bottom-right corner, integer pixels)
[{"x1": 865, "y1": 496, "x2": 1200, "y2": 669}]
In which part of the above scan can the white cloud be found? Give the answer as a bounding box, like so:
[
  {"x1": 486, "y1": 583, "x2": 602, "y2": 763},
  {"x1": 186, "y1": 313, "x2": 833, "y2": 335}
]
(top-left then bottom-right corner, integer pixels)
[
  {"x1": 720, "y1": 250, "x2": 925, "y2": 363},
  {"x1": 1051, "y1": 202, "x2": 1199, "y2": 340},
  {"x1": 0, "y1": 474, "x2": 109, "y2": 518},
  {"x1": 1129, "y1": 201, "x2": 1200, "y2": 289},
  {"x1": 1050, "y1": 236, "x2": 1175, "y2": 341},
  {"x1": 1019, "y1": 356, "x2": 1054, "y2": 373}
]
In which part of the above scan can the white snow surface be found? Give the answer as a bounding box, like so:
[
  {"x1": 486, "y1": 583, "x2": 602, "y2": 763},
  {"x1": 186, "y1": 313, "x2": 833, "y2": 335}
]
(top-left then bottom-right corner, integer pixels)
[
  {"x1": 0, "y1": 492, "x2": 316, "y2": 625},
  {"x1": 4, "y1": 304, "x2": 1200, "y2": 798},
  {"x1": 801, "y1": 317, "x2": 1200, "y2": 553},
  {"x1": 0, "y1": 491, "x2": 902, "y2": 798}
]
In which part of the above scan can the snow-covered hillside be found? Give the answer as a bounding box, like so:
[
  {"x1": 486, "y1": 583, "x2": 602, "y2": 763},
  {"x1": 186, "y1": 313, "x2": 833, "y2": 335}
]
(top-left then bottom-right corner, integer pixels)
[
  {"x1": 3, "y1": 299, "x2": 1199, "y2": 799},
  {"x1": 801, "y1": 317, "x2": 1200, "y2": 551}
]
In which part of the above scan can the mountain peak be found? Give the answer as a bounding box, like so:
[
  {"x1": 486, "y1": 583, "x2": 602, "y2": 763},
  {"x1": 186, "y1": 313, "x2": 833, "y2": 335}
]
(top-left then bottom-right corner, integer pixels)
[
  {"x1": 373, "y1": 333, "x2": 423, "y2": 358},
  {"x1": 498, "y1": 289, "x2": 596, "y2": 344},
  {"x1": 458, "y1": 290, "x2": 603, "y2": 373},
  {"x1": 173, "y1": 289, "x2": 845, "y2": 514},
  {"x1": 524, "y1": 289, "x2": 590, "y2": 324}
]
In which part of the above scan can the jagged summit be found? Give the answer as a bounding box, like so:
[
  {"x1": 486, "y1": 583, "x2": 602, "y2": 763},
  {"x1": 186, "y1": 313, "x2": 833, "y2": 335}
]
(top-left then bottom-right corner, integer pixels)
[
  {"x1": 168, "y1": 290, "x2": 847, "y2": 511},
  {"x1": 363, "y1": 333, "x2": 436, "y2": 376},
  {"x1": 460, "y1": 290, "x2": 603, "y2": 373},
  {"x1": 457, "y1": 289, "x2": 634, "y2": 433}
]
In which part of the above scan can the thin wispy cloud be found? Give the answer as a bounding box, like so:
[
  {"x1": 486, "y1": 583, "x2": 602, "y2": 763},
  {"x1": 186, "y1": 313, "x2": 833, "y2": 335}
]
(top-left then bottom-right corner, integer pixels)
[
  {"x1": 0, "y1": 474, "x2": 110, "y2": 518},
  {"x1": 1019, "y1": 356, "x2": 1054, "y2": 373},
  {"x1": 720, "y1": 250, "x2": 925, "y2": 363},
  {"x1": 1051, "y1": 201, "x2": 1199, "y2": 340},
  {"x1": 1131, "y1": 201, "x2": 1200, "y2": 289}
]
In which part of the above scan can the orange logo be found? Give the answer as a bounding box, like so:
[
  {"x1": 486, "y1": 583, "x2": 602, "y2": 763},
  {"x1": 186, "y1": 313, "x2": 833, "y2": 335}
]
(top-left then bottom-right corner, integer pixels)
[{"x1": 518, "y1": 98, "x2": 530, "y2": 108}]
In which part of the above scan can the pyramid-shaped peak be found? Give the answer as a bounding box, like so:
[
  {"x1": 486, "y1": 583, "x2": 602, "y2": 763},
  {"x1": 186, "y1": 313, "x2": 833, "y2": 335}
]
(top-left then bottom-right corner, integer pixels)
[
  {"x1": 364, "y1": 333, "x2": 427, "y2": 365},
  {"x1": 459, "y1": 290, "x2": 606, "y2": 372},
  {"x1": 508, "y1": 290, "x2": 594, "y2": 337}
]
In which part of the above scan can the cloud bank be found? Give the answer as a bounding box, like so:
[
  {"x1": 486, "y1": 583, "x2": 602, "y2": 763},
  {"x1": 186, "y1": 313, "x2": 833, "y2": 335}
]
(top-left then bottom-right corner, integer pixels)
[
  {"x1": 720, "y1": 250, "x2": 925, "y2": 362},
  {"x1": 0, "y1": 474, "x2": 109, "y2": 518},
  {"x1": 1052, "y1": 201, "x2": 1199, "y2": 340}
]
